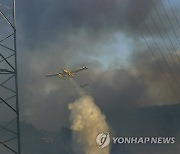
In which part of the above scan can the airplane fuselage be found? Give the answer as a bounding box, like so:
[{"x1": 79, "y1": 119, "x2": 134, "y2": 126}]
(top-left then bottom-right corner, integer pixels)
[{"x1": 62, "y1": 68, "x2": 75, "y2": 77}]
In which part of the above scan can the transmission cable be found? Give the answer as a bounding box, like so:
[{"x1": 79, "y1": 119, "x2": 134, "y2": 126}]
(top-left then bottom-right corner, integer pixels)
[
  {"x1": 137, "y1": 29, "x2": 180, "y2": 102},
  {"x1": 159, "y1": 0, "x2": 180, "y2": 54},
  {"x1": 135, "y1": 0, "x2": 180, "y2": 88},
  {"x1": 150, "y1": 0, "x2": 180, "y2": 63},
  {"x1": 131, "y1": 0, "x2": 180, "y2": 102},
  {"x1": 167, "y1": 0, "x2": 180, "y2": 30},
  {"x1": 142, "y1": 0, "x2": 180, "y2": 74}
]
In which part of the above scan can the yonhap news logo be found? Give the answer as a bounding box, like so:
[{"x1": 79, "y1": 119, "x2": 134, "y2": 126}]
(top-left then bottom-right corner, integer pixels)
[
  {"x1": 96, "y1": 132, "x2": 111, "y2": 148},
  {"x1": 96, "y1": 132, "x2": 176, "y2": 148},
  {"x1": 112, "y1": 136, "x2": 176, "y2": 144}
]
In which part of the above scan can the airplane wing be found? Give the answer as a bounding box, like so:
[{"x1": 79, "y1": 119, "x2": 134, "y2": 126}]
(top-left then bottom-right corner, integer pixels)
[
  {"x1": 71, "y1": 67, "x2": 88, "y2": 73},
  {"x1": 45, "y1": 73, "x2": 60, "y2": 77}
]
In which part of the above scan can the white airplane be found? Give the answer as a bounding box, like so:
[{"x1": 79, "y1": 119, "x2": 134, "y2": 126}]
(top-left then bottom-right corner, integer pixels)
[{"x1": 45, "y1": 67, "x2": 88, "y2": 79}]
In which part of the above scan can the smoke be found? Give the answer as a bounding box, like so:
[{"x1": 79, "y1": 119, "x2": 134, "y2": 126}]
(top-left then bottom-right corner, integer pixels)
[
  {"x1": 68, "y1": 95, "x2": 110, "y2": 154},
  {"x1": 69, "y1": 78, "x2": 86, "y2": 97}
]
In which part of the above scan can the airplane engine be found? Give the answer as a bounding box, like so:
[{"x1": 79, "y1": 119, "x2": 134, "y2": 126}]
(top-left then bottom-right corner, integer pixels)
[
  {"x1": 71, "y1": 73, "x2": 76, "y2": 77},
  {"x1": 58, "y1": 74, "x2": 64, "y2": 79}
]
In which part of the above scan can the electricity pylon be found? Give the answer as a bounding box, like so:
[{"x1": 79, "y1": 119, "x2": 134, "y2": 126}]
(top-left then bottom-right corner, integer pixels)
[{"x1": 0, "y1": 0, "x2": 21, "y2": 153}]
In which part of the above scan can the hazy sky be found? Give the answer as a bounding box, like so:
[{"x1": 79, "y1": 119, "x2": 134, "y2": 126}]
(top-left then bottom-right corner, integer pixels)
[{"x1": 1, "y1": 0, "x2": 178, "y2": 131}]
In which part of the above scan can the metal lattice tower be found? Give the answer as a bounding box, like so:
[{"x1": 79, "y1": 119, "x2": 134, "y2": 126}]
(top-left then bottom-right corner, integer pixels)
[{"x1": 0, "y1": 0, "x2": 21, "y2": 154}]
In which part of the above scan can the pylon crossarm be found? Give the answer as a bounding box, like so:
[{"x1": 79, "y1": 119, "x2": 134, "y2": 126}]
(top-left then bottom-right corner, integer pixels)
[
  {"x1": 0, "y1": 54, "x2": 15, "y2": 63},
  {"x1": 0, "y1": 125, "x2": 17, "y2": 135},
  {"x1": 0, "y1": 3, "x2": 12, "y2": 10},
  {"x1": 0, "y1": 44, "x2": 15, "y2": 52},
  {"x1": 0, "y1": 97, "x2": 17, "y2": 113},
  {"x1": 0, "y1": 10, "x2": 14, "y2": 29},
  {"x1": 0, "y1": 53, "x2": 15, "y2": 70},
  {"x1": 0, "y1": 33, "x2": 14, "y2": 43},
  {"x1": 1, "y1": 85, "x2": 16, "y2": 93},
  {"x1": 0, "y1": 74, "x2": 15, "y2": 85},
  {"x1": 0, "y1": 117, "x2": 17, "y2": 132},
  {"x1": 1, "y1": 137, "x2": 18, "y2": 144},
  {"x1": 0, "y1": 142, "x2": 18, "y2": 154},
  {"x1": 0, "y1": 95, "x2": 16, "y2": 104}
]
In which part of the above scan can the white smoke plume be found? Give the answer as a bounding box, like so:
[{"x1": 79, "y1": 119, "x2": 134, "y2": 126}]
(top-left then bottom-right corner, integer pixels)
[{"x1": 68, "y1": 95, "x2": 110, "y2": 154}]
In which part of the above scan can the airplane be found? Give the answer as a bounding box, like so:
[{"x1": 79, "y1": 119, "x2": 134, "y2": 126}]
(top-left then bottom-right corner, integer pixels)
[
  {"x1": 80, "y1": 84, "x2": 89, "y2": 88},
  {"x1": 45, "y1": 66, "x2": 88, "y2": 79}
]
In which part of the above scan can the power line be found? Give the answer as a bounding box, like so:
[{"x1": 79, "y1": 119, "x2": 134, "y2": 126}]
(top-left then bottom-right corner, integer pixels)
[
  {"x1": 131, "y1": 0, "x2": 180, "y2": 102},
  {"x1": 150, "y1": 0, "x2": 180, "y2": 64},
  {"x1": 142, "y1": 0, "x2": 180, "y2": 75},
  {"x1": 135, "y1": 0, "x2": 180, "y2": 89},
  {"x1": 167, "y1": 0, "x2": 180, "y2": 30},
  {"x1": 159, "y1": 0, "x2": 180, "y2": 53},
  {"x1": 138, "y1": 29, "x2": 180, "y2": 102}
]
